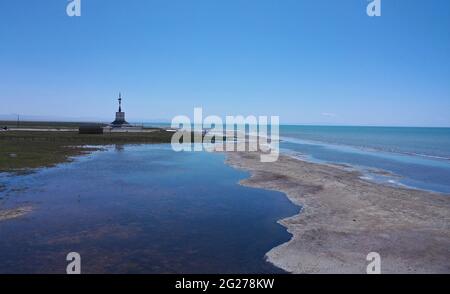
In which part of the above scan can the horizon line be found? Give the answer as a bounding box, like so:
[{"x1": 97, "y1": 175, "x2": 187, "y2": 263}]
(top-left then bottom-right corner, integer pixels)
[{"x1": 1, "y1": 119, "x2": 449, "y2": 129}]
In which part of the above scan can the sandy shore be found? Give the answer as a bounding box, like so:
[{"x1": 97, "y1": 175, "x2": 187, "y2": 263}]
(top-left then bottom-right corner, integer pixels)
[{"x1": 225, "y1": 152, "x2": 450, "y2": 274}]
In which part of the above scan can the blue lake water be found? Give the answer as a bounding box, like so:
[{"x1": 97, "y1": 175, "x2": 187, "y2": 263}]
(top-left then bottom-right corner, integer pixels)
[
  {"x1": 144, "y1": 123, "x2": 450, "y2": 193},
  {"x1": 279, "y1": 125, "x2": 450, "y2": 194},
  {"x1": 0, "y1": 145, "x2": 298, "y2": 274}
]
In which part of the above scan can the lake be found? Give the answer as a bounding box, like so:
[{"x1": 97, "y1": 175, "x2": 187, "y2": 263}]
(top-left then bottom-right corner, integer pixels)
[{"x1": 0, "y1": 144, "x2": 298, "y2": 273}]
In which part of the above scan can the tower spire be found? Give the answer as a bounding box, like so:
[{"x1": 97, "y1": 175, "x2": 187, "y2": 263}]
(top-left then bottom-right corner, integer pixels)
[
  {"x1": 118, "y1": 92, "x2": 122, "y2": 112},
  {"x1": 111, "y1": 92, "x2": 129, "y2": 126}
]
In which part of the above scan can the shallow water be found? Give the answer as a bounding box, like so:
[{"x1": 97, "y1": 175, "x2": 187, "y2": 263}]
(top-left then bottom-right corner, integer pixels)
[
  {"x1": 0, "y1": 145, "x2": 298, "y2": 273},
  {"x1": 280, "y1": 126, "x2": 450, "y2": 194}
]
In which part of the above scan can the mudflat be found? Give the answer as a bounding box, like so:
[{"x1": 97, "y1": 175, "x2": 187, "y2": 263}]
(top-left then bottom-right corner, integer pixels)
[{"x1": 226, "y1": 151, "x2": 450, "y2": 273}]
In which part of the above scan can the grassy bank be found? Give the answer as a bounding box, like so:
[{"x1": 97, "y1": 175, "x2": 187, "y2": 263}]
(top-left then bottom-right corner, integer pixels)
[
  {"x1": 0, "y1": 120, "x2": 107, "y2": 130},
  {"x1": 0, "y1": 129, "x2": 174, "y2": 172}
]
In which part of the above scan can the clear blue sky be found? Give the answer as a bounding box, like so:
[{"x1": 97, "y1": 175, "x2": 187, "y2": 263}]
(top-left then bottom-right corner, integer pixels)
[{"x1": 1, "y1": 0, "x2": 449, "y2": 126}]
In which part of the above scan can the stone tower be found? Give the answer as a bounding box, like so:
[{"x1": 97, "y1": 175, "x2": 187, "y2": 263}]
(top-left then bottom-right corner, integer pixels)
[{"x1": 111, "y1": 92, "x2": 129, "y2": 126}]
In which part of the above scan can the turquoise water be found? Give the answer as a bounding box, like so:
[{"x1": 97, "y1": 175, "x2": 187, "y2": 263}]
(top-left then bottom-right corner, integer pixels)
[
  {"x1": 143, "y1": 123, "x2": 450, "y2": 193},
  {"x1": 280, "y1": 125, "x2": 450, "y2": 193},
  {"x1": 0, "y1": 145, "x2": 298, "y2": 273}
]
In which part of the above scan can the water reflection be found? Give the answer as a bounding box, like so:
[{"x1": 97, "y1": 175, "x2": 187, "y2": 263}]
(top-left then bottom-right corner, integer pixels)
[{"x1": 0, "y1": 145, "x2": 298, "y2": 273}]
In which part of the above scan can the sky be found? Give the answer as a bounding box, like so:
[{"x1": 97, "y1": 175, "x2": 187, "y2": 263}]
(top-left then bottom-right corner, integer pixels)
[{"x1": 0, "y1": 0, "x2": 449, "y2": 126}]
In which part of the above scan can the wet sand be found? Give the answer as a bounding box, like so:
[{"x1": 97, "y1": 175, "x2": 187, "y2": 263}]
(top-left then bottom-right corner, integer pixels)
[{"x1": 225, "y1": 151, "x2": 450, "y2": 274}]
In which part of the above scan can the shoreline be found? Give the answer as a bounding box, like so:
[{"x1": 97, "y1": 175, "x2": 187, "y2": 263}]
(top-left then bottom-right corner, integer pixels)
[
  {"x1": 225, "y1": 151, "x2": 450, "y2": 274},
  {"x1": 0, "y1": 129, "x2": 173, "y2": 172},
  {"x1": 2, "y1": 138, "x2": 450, "y2": 273}
]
